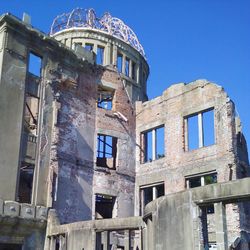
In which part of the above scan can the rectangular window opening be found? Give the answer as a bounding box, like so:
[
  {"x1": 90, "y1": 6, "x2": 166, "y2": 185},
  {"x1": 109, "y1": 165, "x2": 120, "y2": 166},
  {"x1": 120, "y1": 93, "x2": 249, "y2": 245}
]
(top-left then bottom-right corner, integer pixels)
[
  {"x1": 96, "y1": 134, "x2": 117, "y2": 169},
  {"x1": 186, "y1": 172, "x2": 217, "y2": 189},
  {"x1": 95, "y1": 194, "x2": 116, "y2": 219},
  {"x1": 85, "y1": 43, "x2": 93, "y2": 51},
  {"x1": 131, "y1": 61, "x2": 136, "y2": 81},
  {"x1": 140, "y1": 183, "x2": 164, "y2": 215},
  {"x1": 28, "y1": 52, "x2": 42, "y2": 77},
  {"x1": 97, "y1": 91, "x2": 113, "y2": 110},
  {"x1": 17, "y1": 163, "x2": 34, "y2": 203},
  {"x1": 141, "y1": 126, "x2": 165, "y2": 163},
  {"x1": 125, "y1": 57, "x2": 129, "y2": 77},
  {"x1": 96, "y1": 46, "x2": 105, "y2": 65},
  {"x1": 117, "y1": 53, "x2": 123, "y2": 73},
  {"x1": 185, "y1": 108, "x2": 215, "y2": 151}
]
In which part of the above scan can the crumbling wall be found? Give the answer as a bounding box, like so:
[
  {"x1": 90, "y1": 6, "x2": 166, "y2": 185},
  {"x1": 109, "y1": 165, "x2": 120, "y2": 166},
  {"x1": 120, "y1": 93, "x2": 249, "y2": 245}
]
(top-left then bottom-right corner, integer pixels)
[
  {"x1": 135, "y1": 79, "x2": 250, "y2": 244},
  {"x1": 94, "y1": 68, "x2": 136, "y2": 218}
]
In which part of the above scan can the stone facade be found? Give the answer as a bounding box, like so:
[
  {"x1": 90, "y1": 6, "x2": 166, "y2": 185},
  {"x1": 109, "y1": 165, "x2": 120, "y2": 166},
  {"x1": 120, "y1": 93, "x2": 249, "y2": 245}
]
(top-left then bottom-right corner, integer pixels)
[{"x1": 0, "y1": 9, "x2": 249, "y2": 250}]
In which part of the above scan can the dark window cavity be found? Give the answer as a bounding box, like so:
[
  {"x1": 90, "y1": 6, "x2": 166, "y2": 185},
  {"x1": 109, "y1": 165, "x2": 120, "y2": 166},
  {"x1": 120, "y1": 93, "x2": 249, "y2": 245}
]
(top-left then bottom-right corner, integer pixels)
[
  {"x1": 95, "y1": 194, "x2": 116, "y2": 219},
  {"x1": 140, "y1": 183, "x2": 165, "y2": 215}
]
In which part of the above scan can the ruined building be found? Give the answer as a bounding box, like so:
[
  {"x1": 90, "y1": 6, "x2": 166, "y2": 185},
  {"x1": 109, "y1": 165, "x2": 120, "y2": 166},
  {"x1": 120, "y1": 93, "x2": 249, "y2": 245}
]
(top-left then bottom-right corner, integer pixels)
[{"x1": 0, "y1": 8, "x2": 249, "y2": 250}]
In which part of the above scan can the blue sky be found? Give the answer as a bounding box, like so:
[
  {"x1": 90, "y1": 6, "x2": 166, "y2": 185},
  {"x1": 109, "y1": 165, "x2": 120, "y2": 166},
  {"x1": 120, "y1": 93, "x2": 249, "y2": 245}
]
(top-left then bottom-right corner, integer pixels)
[{"x1": 1, "y1": 0, "x2": 249, "y2": 157}]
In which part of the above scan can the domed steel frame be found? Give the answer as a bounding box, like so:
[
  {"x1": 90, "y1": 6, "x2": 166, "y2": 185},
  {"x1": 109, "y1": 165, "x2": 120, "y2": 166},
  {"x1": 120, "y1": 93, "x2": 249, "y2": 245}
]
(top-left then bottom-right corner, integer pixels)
[{"x1": 50, "y1": 8, "x2": 146, "y2": 58}]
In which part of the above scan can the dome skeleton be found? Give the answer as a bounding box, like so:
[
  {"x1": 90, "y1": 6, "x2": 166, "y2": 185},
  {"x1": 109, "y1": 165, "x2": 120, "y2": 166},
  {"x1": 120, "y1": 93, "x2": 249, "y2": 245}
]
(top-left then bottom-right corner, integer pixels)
[{"x1": 50, "y1": 8, "x2": 146, "y2": 58}]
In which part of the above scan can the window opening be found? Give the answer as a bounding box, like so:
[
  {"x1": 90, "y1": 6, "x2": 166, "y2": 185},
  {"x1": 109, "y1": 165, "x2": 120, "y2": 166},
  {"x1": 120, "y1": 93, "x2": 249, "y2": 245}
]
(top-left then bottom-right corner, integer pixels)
[
  {"x1": 141, "y1": 126, "x2": 165, "y2": 163},
  {"x1": 97, "y1": 91, "x2": 113, "y2": 110},
  {"x1": 95, "y1": 194, "x2": 116, "y2": 219},
  {"x1": 17, "y1": 163, "x2": 34, "y2": 203},
  {"x1": 185, "y1": 109, "x2": 215, "y2": 151},
  {"x1": 140, "y1": 183, "x2": 165, "y2": 215},
  {"x1": 96, "y1": 134, "x2": 117, "y2": 169},
  {"x1": 117, "y1": 53, "x2": 123, "y2": 73},
  {"x1": 96, "y1": 46, "x2": 104, "y2": 65},
  {"x1": 131, "y1": 61, "x2": 136, "y2": 81},
  {"x1": 125, "y1": 57, "x2": 129, "y2": 77},
  {"x1": 28, "y1": 52, "x2": 42, "y2": 77},
  {"x1": 85, "y1": 43, "x2": 93, "y2": 51},
  {"x1": 186, "y1": 173, "x2": 217, "y2": 213}
]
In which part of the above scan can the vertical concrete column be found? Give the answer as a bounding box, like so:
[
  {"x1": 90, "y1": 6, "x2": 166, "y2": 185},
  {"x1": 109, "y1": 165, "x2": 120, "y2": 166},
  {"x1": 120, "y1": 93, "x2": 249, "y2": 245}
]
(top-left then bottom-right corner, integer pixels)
[
  {"x1": 122, "y1": 54, "x2": 126, "y2": 74},
  {"x1": 105, "y1": 43, "x2": 111, "y2": 65},
  {"x1": 113, "y1": 45, "x2": 117, "y2": 66},
  {"x1": 152, "y1": 128, "x2": 156, "y2": 161},
  {"x1": 153, "y1": 186, "x2": 157, "y2": 200},
  {"x1": 93, "y1": 43, "x2": 98, "y2": 55},
  {"x1": 124, "y1": 230, "x2": 131, "y2": 250},
  {"x1": 198, "y1": 113, "x2": 204, "y2": 148},
  {"x1": 186, "y1": 179, "x2": 190, "y2": 189},
  {"x1": 215, "y1": 202, "x2": 228, "y2": 250},
  {"x1": 102, "y1": 231, "x2": 110, "y2": 250},
  {"x1": 201, "y1": 176, "x2": 205, "y2": 186},
  {"x1": 146, "y1": 218, "x2": 154, "y2": 250},
  {"x1": 140, "y1": 189, "x2": 145, "y2": 215}
]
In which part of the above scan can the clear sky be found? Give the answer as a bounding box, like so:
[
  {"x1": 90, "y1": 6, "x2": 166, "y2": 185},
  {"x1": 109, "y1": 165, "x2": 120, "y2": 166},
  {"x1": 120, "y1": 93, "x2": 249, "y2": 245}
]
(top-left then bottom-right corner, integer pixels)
[{"x1": 1, "y1": 0, "x2": 249, "y2": 157}]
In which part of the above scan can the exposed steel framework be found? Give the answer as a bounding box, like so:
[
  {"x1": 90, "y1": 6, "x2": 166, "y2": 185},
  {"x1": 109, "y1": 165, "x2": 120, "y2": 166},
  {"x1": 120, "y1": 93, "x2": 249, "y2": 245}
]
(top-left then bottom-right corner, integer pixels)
[{"x1": 50, "y1": 8, "x2": 146, "y2": 58}]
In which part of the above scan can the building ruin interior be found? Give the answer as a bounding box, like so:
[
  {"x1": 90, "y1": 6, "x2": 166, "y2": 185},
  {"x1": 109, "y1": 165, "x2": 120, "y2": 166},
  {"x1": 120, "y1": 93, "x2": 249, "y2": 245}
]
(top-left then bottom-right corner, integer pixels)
[{"x1": 0, "y1": 7, "x2": 249, "y2": 250}]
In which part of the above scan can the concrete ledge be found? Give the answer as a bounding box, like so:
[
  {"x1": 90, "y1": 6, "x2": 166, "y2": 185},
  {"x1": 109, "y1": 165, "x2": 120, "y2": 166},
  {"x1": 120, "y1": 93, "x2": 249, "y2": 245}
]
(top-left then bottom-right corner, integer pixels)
[
  {"x1": 36, "y1": 206, "x2": 48, "y2": 220},
  {"x1": 4, "y1": 201, "x2": 20, "y2": 217},
  {"x1": 20, "y1": 203, "x2": 35, "y2": 219}
]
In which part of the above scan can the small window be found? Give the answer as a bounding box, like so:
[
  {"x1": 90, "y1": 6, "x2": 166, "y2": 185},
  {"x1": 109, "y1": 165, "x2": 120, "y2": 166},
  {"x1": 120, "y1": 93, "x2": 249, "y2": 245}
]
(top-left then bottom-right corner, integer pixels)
[
  {"x1": 97, "y1": 91, "x2": 113, "y2": 110},
  {"x1": 186, "y1": 172, "x2": 217, "y2": 189},
  {"x1": 95, "y1": 194, "x2": 116, "y2": 219},
  {"x1": 117, "y1": 53, "x2": 123, "y2": 73},
  {"x1": 85, "y1": 43, "x2": 93, "y2": 51},
  {"x1": 185, "y1": 109, "x2": 215, "y2": 151},
  {"x1": 96, "y1": 46, "x2": 104, "y2": 65},
  {"x1": 141, "y1": 126, "x2": 165, "y2": 163},
  {"x1": 28, "y1": 52, "x2": 42, "y2": 77},
  {"x1": 125, "y1": 57, "x2": 129, "y2": 77},
  {"x1": 131, "y1": 61, "x2": 136, "y2": 81},
  {"x1": 140, "y1": 183, "x2": 165, "y2": 215},
  {"x1": 17, "y1": 163, "x2": 34, "y2": 203},
  {"x1": 96, "y1": 134, "x2": 117, "y2": 169}
]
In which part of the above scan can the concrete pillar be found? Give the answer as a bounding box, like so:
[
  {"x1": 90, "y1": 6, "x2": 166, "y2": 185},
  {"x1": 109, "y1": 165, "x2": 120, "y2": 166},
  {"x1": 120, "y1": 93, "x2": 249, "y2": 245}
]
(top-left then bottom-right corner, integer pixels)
[
  {"x1": 153, "y1": 186, "x2": 157, "y2": 200},
  {"x1": 146, "y1": 218, "x2": 153, "y2": 250},
  {"x1": 152, "y1": 129, "x2": 156, "y2": 161},
  {"x1": 124, "y1": 230, "x2": 131, "y2": 250},
  {"x1": 201, "y1": 176, "x2": 205, "y2": 186},
  {"x1": 113, "y1": 45, "x2": 117, "y2": 66},
  {"x1": 102, "y1": 231, "x2": 110, "y2": 250},
  {"x1": 105, "y1": 43, "x2": 111, "y2": 65},
  {"x1": 198, "y1": 113, "x2": 204, "y2": 148},
  {"x1": 122, "y1": 54, "x2": 126, "y2": 74},
  {"x1": 215, "y1": 202, "x2": 228, "y2": 250},
  {"x1": 140, "y1": 189, "x2": 145, "y2": 215},
  {"x1": 93, "y1": 43, "x2": 98, "y2": 55},
  {"x1": 186, "y1": 179, "x2": 190, "y2": 189}
]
